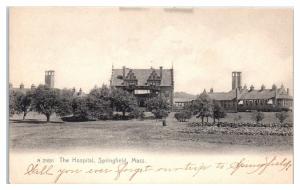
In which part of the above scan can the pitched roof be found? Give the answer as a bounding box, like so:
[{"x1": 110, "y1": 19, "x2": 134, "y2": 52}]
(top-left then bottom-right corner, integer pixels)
[
  {"x1": 111, "y1": 68, "x2": 173, "y2": 86},
  {"x1": 11, "y1": 88, "x2": 31, "y2": 93},
  {"x1": 239, "y1": 89, "x2": 275, "y2": 100},
  {"x1": 208, "y1": 90, "x2": 236, "y2": 101},
  {"x1": 208, "y1": 88, "x2": 293, "y2": 101}
]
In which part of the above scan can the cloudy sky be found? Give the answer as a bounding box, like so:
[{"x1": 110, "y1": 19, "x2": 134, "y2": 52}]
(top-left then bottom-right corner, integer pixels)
[{"x1": 9, "y1": 7, "x2": 293, "y2": 94}]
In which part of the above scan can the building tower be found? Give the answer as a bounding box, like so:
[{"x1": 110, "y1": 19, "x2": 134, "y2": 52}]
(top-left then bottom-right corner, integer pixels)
[
  {"x1": 232, "y1": 71, "x2": 242, "y2": 90},
  {"x1": 45, "y1": 70, "x2": 55, "y2": 88}
]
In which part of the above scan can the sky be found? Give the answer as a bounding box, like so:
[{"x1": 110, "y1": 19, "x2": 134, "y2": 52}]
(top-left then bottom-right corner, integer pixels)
[{"x1": 9, "y1": 7, "x2": 293, "y2": 95}]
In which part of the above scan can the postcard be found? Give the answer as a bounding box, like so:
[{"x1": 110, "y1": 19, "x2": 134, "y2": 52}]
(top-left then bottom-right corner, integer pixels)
[{"x1": 8, "y1": 7, "x2": 293, "y2": 183}]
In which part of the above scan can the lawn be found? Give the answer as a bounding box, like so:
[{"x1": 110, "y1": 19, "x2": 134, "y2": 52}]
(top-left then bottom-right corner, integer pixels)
[{"x1": 9, "y1": 112, "x2": 293, "y2": 154}]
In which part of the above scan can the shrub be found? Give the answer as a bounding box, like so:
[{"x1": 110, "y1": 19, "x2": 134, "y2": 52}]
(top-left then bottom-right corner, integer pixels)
[
  {"x1": 175, "y1": 111, "x2": 192, "y2": 122},
  {"x1": 276, "y1": 111, "x2": 289, "y2": 124},
  {"x1": 252, "y1": 111, "x2": 265, "y2": 123},
  {"x1": 129, "y1": 107, "x2": 145, "y2": 120}
]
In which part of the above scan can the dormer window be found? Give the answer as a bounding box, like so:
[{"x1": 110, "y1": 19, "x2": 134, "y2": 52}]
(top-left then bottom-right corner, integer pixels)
[
  {"x1": 147, "y1": 70, "x2": 161, "y2": 86},
  {"x1": 124, "y1": 70, "x2": 138, "y2": 86}
]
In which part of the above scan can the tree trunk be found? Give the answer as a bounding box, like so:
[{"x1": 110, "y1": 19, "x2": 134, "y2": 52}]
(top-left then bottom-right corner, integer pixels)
[
  {"x1": 46, "y1": 114, "x2": 50, "y2": 122},
  {"x1": 122, "y1": 111, "x2": 126, "y2": 118},
  {"x1": 206, "y1": 117, "x2": 208, "y2": 123},
  {"x1": 23, "y1": 112, "x2": 27, "y2": 120},
  {"x1": 213, "y1": 116, "x2": 215, "y2": 124},
  {"x1": 201, "y1": 117, "x2": 204, "y2": 125}
]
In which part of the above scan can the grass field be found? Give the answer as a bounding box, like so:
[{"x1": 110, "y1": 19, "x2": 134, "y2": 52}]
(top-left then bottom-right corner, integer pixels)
[{"x1": 9, "y1": 112, "x2": 293, "y2": 154}]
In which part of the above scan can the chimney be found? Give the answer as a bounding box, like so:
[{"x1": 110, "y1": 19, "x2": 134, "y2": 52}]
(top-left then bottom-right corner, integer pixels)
[
  {"x1": 235, "y1": 88, "x2": 239, "y2": 112},
  {"x1": 232, "y1": 71, "x2": 242, "y2": 90},
  {"x1": 122, "y1": 66, "x2": 126, "y2": 79},
  {"x1": 20, "y1": 83, "x2": 24, "y2": 89},
  {"x1": 210, "y1": 88, "x2": 213, "y2": 93},
  {"x1": 287, "y1": 88, "x2": 289, "y2": 95},
  {"x1": 159, "y1": 66, "x2": 163, "y2": 79},
  {"x1": 261, "y1": 84, "x2": 265, "y2": 91},
  {"x1": 31, "y1": 84, "x2": 36, "y2": 90},
  {"x1": 45, "y1": 70, "x2": 55, "y2": 88},
  {"x1": 250, "y1": 85, "x2": 254, "y2": 91}
]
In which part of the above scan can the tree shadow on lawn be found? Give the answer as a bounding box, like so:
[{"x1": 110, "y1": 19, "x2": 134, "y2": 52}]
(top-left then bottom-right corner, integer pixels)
[{"x1": 10, "y1": 119, "x2": 64, "y2": 124}]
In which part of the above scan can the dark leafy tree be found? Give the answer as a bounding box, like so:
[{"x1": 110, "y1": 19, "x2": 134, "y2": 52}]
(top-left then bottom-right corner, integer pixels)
[
  {"x1": 252, "y1": 111, "x2": 264, "y2": 124},
  {"x1": 189, "y1": 90, "x2": 213, "y2": 125},
  {"x1": 56, "y1": 88, "x2": 74, "y2": 117},
  {"x1": 276, "y1": 111, "x2": 289, "y2": 125},
  {"x1": 9, "y1": 90, "x2": 17, "y2": 117},
  {"x1": 14, "y1": 90, "x2": 34, "y2": 120},
  {"x1": 212, "y1": 103, "x2": 226, "y2": 123},
  {"x1": 89, "y1": 84, "x2": 111, "y2": 101},
  {"x1": 111, "y1": 88, "x2": 138, "y2": 118},
  {"x1": 145, "y1": 95, "x2": 171, "y2": 120},
  {"x1": 87, "y1": 85, "x2": 113, "y2": 120},
  {"x1": 32, "y1": 85, "x2": 61, "y2": 122},
  {"x1": 71, "y1": 96, "x2": 91, "y2": 120}
]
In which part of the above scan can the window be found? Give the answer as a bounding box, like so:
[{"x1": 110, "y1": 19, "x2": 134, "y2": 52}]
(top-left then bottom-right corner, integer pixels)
[{"x1": 134, "y1": 90, "x2": 150, "y2": 94}]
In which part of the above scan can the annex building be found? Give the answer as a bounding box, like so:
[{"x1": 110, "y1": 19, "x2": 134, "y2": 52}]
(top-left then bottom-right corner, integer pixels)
[{"x1": 174, "y1": 71, "x2": 293, "y2": 112}]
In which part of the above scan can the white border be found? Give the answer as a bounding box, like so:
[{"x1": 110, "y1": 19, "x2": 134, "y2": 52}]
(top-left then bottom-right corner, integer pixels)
[{"x1": 0, "y1": 0, "x2": 299, "y2": 189}]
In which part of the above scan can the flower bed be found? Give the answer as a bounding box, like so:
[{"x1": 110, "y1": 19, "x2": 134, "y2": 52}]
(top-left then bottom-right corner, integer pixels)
[{"x1": 185, "y1": 122, "x2": 293, "y2": 136}]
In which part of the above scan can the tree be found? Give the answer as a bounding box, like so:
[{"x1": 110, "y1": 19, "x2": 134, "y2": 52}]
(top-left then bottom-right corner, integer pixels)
[
  {"x1": 68, "y1": 85, "x2": 113, "y2": 121},
  {"x1": 276, "y1": 111, "x2": 289, "y2": 125},
  {"x1": 252, "y1": 111, "x2": 264, "y2": 124},
  {"x1": 189, "y1": 90, "x2": 213, "y2": 125},
  {"x1": 32, "y1": 85, "x2": 61, "y2": 122},
  {"x1": 88, "y1": 85, "x2": 113, "y2": 119},
  {"x1": 14, "y1": 90, "x2": 33, "y2": 120},
  {"x1": 145, "y1": 94, "x2": 171, "y2": 119},
  {"x1": 213, "y1": 103, "x2": 226, "y2": 123},
  {"x1": 111, "y1": 88, "x2": 138, "y2": 118},
  {"x1": 71, "y1": 96, "x2": 91, "y2": 120},
  {"x1": 56, "y1": 88, "x2": 74, "y2": 117},
  {"x1": 9, "y1": 90, "x2": 16, "y2": 117}
]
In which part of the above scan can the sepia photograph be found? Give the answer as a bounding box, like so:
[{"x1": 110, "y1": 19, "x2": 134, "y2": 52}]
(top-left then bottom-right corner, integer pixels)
[{"x1": 8, "y1": 7, "x2": 293, "y2": 183}]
